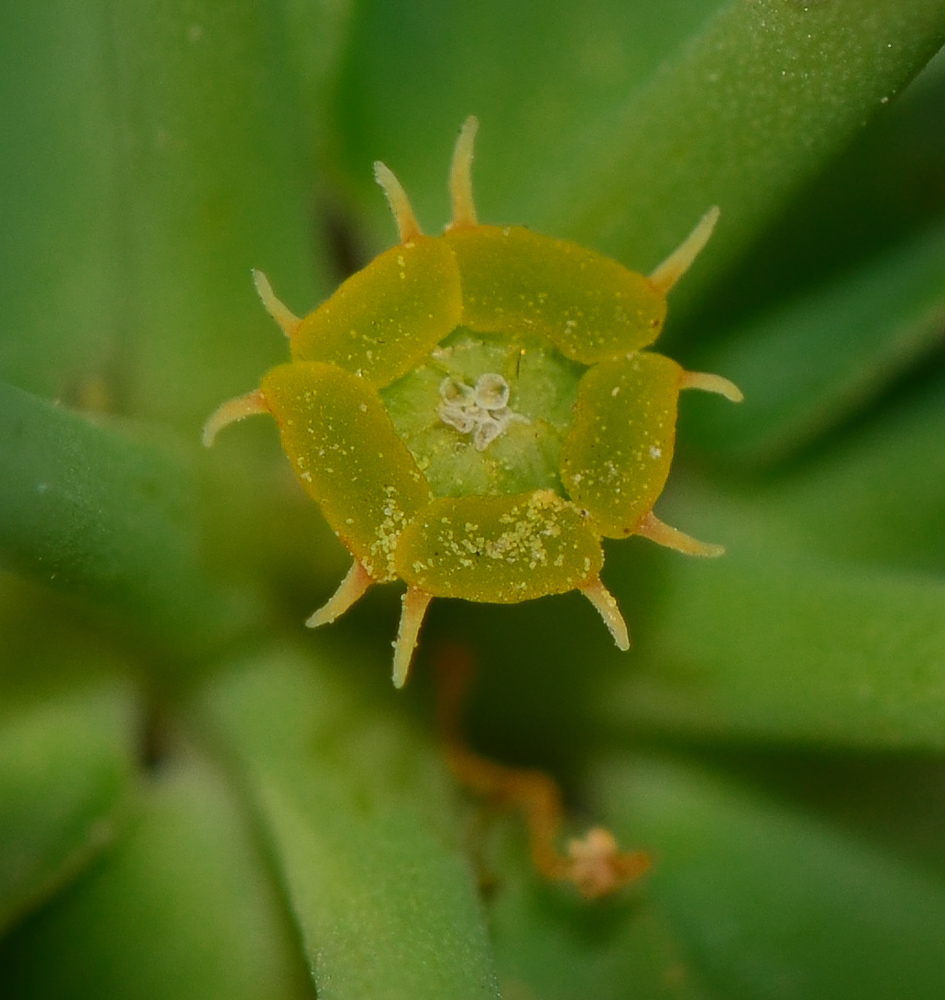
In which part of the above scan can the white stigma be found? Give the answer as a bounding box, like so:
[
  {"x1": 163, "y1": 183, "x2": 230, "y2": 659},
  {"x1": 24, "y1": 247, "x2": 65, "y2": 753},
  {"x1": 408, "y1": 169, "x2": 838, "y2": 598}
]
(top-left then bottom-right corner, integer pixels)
[{"x1": 438, "y1": 372, "x2": 529, "y2": 451}]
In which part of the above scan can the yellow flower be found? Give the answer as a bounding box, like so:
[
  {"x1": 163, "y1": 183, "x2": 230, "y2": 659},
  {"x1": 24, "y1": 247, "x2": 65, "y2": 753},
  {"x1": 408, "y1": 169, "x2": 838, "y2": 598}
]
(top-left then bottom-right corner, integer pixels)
[{"x1": 204, "y1": 118, "x2": 742, "y2": 686}]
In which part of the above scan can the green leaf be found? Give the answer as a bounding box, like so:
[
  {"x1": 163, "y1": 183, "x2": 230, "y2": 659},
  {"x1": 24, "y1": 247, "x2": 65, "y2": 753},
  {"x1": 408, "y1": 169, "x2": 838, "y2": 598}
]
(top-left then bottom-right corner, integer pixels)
[
  {"x1": 105, "y1": 0, "x2": 332, "y2": 430},
  {"x1": 332, "y1": 0, "x2": 720, "y2": 236},
  {"x1": 543, "y1": 0, "x2": 945, "y2": 302},
  {"x1": 599, "y1": 755, "x2": 945, "y2": 1000},
  {"x1": 486, "y1": 822, "x2": 709, "y2": 1000},
  {"x1": 685, "y1": 220, "x2": 945, "y2": 463},
  {"x1": 0, "y1": 381, "x2": 258, "y2": 649},
  {"x1": 0, "y1": 2, "x2": 120, "y2": 406},
  {"x1": 0, "y1": 754, "x2": 312, "y2": 1000},
  {"x1": 0, "y1": 0, "x2": 327, "y2": 432},
  {"x1": 758, "y1": 378, "x2": 945, "y2": 573},
  {"x1": 602, "y1": 502, "x2": 945, "y2": 749},
  {"x1": 334, "y1": 0, "x2": 945, "y2": 310},
  {"x1": 193, "y1": 645, "x2": 500, "y2": 1000},
  {"x1": 688, "y1": 50, "x2": 945, "y2": 331},
  {"x1": 280, "y1": 0, "x2": 357, "y2": 152},
  {"x1": 0, "y1": 680, "x2": 137, "y2": 935}
]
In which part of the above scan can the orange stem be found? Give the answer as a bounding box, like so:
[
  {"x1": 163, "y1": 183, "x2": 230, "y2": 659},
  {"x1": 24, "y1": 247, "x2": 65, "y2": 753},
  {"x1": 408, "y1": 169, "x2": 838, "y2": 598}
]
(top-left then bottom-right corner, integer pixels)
[{"x1": 433, "y1": 644, "x2": 651, "y2": 897}]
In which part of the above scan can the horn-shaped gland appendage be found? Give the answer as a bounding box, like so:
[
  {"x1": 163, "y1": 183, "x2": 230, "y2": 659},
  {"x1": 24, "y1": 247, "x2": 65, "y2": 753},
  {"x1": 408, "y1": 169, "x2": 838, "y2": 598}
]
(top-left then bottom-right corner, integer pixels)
[
  {"x1": 648, "y1": 206, "x2": 720, "y2": 295},
  {"x1": 202, "y1": 389, "x2": 270, "y2": 448},
  {"x1": 374, "y1": 161, "x2": 423, "y2": 244},
  {"x1": 392, "y1": 587, "x2": 433, "y2": 688},
  {"x1": 447, "y1": 115, "x2": 480, "y2": 230},
  {"x1": 581, "y1": 577, "x2": 630, "y2": 651},
  {"x1": 306, "y1": 559, "x2": 375, "y2": 629},
  {"x1": 635, "y1": 511, "x2": 725, "y2": 557},
  {"x1": 680, "y1": 369, "x2": 744, "y2": 403},
  {"x1": 252, "y1": 269, "x2": 301, "y2": 338}
]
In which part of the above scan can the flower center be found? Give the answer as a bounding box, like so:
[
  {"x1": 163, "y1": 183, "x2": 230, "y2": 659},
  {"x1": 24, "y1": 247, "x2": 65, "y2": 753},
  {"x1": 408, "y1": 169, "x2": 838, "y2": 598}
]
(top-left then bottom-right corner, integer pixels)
[
  {"x1": 437, "y1": 372, "x2": 530, "y2": 451},
  {"x1": 379, "y1": 327, "x2": 586, "y2": 499}
]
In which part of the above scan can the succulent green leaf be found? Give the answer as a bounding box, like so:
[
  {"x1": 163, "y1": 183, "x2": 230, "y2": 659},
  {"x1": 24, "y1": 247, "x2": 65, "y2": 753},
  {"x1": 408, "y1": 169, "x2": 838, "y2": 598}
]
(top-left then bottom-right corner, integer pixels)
[
  {"x1": 486, "y1": 819, "x2": 707, "y2": 1000},
  {"x1": 561, "y1": 354, "x2": 680, "y2": 538},
  {"x1": 261, "y1": 361, "x2": 432, "y2": 581},
  {"x1": 689, "y1": 220, "x2": 945, "y2": 464},
  {"x1": 0, "y1": 680, "x2": 137, "y2": 936},
  {"x1": 0, "y1": 755, "x2": 312, "y2": 1000},
  {"x1": 0, "y1": 2, "x2": 120, "y2": 406},
  {"x1": 332, "y1": 0, "x2": 721, "y2": 232},
  {"x1": 0, "y1": 380, "x2": 253, "y2": 648},
  {"x1": 765, "y1": 378, "x2": 945, "y2": 573},
  {"x1": 280, "y1": 0, "x2": 356, "y2": 154},
  {"x1": 193, "y1": 648, "x2": 501, "y2": 1000},
  {"x1": 602, "y1": 755, "x2": 945, "y2": 1000},
  {"x1": 445, "y1": 225, "x2": 666, "y2": 363},
  {"x1": 293, "y1": 236, "x2": 463, "y2": 386},
  {"x1": 0, "y1": 0, "x2": 327, "y2": 432},
  {"x1": 604, "y1": 507, "x2": 945, "y2": 750},
  {"x1": 396, "y1": 490, "x2": 603, "y2": 601},
  {"x1": 544, "y1": 0, "x2": 945, "y2": 303}
]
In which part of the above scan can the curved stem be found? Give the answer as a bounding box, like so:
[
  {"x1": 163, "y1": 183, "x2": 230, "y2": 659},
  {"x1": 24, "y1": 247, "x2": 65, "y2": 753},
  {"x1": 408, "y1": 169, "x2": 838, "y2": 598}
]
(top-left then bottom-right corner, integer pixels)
[{"x1": 434, "y1": 644, "x2": 650, "y2": 898}]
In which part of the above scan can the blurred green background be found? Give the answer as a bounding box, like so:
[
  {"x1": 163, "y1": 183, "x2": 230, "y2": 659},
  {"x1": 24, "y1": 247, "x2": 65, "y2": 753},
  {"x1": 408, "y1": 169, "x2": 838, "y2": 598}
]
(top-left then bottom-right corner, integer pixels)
[{"x1": 2, "y1": 2, "x2": 945, "y2": 997}]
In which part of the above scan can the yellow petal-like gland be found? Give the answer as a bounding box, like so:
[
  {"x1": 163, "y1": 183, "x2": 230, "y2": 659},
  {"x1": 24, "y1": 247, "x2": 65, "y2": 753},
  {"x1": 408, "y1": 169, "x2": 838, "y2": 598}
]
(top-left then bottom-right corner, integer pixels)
[
  {"x1": 396, "y1": 489, "x2": 603, "y2": 602},
  {"x1": 291, "y1": 235, "x2": 463, "y2": 387},
  {"x1": 261, "y1": 361, "x2": 433, "y2": 581},
  {"x1": 443, "y1": 225, "x2": 666, "y2": 364},
  {"x1": 561, "y1": 353, "x2": 681, "y2": 538}
]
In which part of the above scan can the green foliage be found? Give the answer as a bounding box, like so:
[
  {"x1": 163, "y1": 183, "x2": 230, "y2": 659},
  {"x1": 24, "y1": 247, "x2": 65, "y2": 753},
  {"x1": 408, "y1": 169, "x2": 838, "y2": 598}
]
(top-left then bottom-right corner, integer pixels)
[
  {"x1": 194, "y1": 648, "x2": 499, "y2": 1000},
  {"x1": 1, "y1": 1, "x2": 945, "y2": 997}
]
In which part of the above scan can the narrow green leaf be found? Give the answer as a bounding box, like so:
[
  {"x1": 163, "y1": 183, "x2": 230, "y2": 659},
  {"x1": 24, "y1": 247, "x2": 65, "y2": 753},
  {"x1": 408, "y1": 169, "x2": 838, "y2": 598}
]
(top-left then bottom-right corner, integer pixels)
[
  {"x1": 600, "y1": 755, "x2": 945, "y2": 1000},
  {"x1": 486, "y1": 822, "x2": 711, "y2": 1000},
  {"x1": 104, "y1": 0, "x2": 329, "y2": 431},
  {"x1": 718, "y1": 752, "x2": 945, "y2": 883},
  {"x1": 687, "y1": 51, "x2": 945, "y2": 332},
  {"x1": 194, "y1": 646, "x2": 501, "y2": 1000},
  {"x1": 0, "y1": 2, "x2": 121, "y2": 405},
  {"x1": 543, "y1": 0, "x2": 945, "y2": 302},
  {"x1": 0, "y1": 381, "x2": 258, "y2": 648},
  {"x1": 0, "y1": 0, "x2": 327, "y2": 432},
  {"x1": 280, "y1": 0, "x2": 357, "y2": 152},
  {"x1": 758, "y1": 378, "x2": 945, "y2": 573},
  {"x1": 332, "y1": 0, "x2": 720, "y2": 238},
  {"x1": 0, "y1": 680, "x2": 137, "y2": 934},
  {"x1": 685, "y1": 220, "x2": 945, "y2": 463},
  {"x1": 0, "y1": 755, "x2": 312, "y2": 1000},
  {"x1": 602, "y1": 505, "x2": 945, "y2": 749}
]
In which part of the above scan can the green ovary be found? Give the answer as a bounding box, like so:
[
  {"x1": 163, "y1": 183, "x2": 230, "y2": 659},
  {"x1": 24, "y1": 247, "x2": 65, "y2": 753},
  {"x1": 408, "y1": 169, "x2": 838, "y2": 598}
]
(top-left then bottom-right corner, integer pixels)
[{"x1": 380, "y1": 327, "x2": 585, "y2": 499}]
